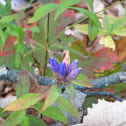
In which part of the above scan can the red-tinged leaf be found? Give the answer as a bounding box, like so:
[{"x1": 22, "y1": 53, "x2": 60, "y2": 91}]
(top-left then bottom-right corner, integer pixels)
[
  {"x1": 4, "y1": 93, "x2": 46, "y2": 111},
  {"x1": 0, "y1": 36, "x2": 15, "y2": 68},
  {"x1": 33, "y1": 102, "x2": 68, "y2": 123},
  {"x1": 16, "y1": 71, "x2": 30, "y2": 98},
  {"x1": 71, "y1": 74, "x2": 93, "y2": 87},
  {"x1": 66, "y1": 84, "x2": 75, "y2": 101},
  {"x1": 55, "y1": 96, "x2": 80, "y2": 119},
  {"x1": 54, "y1": 0, "x2": 81, "y2": 21},
  {"x1": 94, "y1": 48, "x2": 118, "y2": 70},
  {"x1": 23, "y1": 37, "x2": 43, "y2": 47},
  {"x1": 71, "y1": 39, "x2": 118, "y2": 78},
  {"x1": 42, "y1": 83, "x2": 62, "y2": 112},
  {"x1": 26, "y1": 114, "x2": 48, "y2": 126},
  {"x1": 2, "y1": 110, "x2": 26, "y2": 126}
]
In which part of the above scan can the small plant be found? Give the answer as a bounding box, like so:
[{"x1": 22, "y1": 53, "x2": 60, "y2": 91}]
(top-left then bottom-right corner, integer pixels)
[{"x1": 0, "y1": 0, "x2": 126, "y2": 125}]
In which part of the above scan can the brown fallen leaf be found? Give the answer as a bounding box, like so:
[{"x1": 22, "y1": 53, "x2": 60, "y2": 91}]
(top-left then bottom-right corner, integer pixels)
[
  {"x1": 42, "y1": 115, "x2": 56, "y2": 125},
  {"x1": 0, "y1": 118, "x2": 5, "y2": 125}
]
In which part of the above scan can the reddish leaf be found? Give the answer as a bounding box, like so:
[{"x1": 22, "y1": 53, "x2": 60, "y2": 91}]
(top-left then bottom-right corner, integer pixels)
[
  {"x1": 94, "y1": 48, "x2": 118, "y2": 71},
  {"x1": 71, "y1": 39, "x2": 118, "y2": 78},
  {"x1": 4, "y1": 93, "x2": 46, "y2": 111}
]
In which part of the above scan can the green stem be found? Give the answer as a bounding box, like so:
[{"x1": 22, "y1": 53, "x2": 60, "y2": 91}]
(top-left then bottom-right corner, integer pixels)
[
  {"x1": 43, "y1": 13, "x2": 50, "y2": 76},
  {"x1": 49, "y1": 0, "x2": 126, "y2": 46},
  {"x1": 46, "y1": 17, "x2": 59, "y2": 42}
]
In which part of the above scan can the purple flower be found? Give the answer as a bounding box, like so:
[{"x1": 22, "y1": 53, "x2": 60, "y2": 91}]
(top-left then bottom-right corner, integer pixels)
[
  {"x1": 50, "y1": 57, "x2": 81, "y2": 82},
  {"x1": 66, "y1": 68, "x2": 82, "y2": 81},
  {"x1": 50, "y1": 57, "x2": 59, "y2": 75},
  {"x1": 59, "y1": 62, "x2": 67, "y2": 78},
  {"x1": 67, "y1": 59, "x2": 78, "y2": 74}
]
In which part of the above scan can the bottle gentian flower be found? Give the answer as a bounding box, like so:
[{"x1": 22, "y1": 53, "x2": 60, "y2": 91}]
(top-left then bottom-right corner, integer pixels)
[{"x1": 50, "y1": 51, "x2": 81, "y2": 83}]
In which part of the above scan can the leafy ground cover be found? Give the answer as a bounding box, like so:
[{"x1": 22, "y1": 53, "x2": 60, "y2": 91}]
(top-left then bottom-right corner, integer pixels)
[{"x1": 0, "y1": 0, "x2": 126, "y2": 125}]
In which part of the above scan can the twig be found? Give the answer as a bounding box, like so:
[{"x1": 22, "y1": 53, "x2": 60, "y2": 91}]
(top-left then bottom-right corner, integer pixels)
[
  {"x1": 85, "y1": 91, "x2": 123, "y2": 101},
  {"x1": 0, "y1": 66, "x2": 126, "y2": 100}
]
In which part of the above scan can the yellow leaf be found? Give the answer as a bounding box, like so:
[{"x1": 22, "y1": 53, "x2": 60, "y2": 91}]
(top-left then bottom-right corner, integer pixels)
[
  {"x1": 99, "y1": 35, "x2": 115, "y2": 50},
  {"x1": 74, "y1": 24, "x2": 88, "y2": 34}
]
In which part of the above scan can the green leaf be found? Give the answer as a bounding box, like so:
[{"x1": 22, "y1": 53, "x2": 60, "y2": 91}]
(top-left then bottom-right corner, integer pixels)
[
  {"x1": 23, "y1": 47, "x2": 45, "y2": 57},
  {"x1": 4, "y1": 93, "x2": 45, "y2": 111},
  {"x1": 0, "y1": 0, "x2": 11, "y2": 17},
  {"x1": 0, "y1": 107, "x2": 10, "y2": 118},
  {"x1": 28, "y1": 27, "x2": 40, "y2": 38},
  {"x1": 56, "y1": 96, "x2": 80, "y2": 119},
  {"x1": 15, "y1": 43, "x2": 24, "y2": 67},
  {"x1": 66, "y1": 84, "x2": 75, "y2": 101},
  {"x1": 2, "y1": 110, "x2": 26, "y2": 126},
  {"x1": 26, "y1": 114, "x2": 48, "y2": 126},
  {"x1": 71, "y1": 74, "x2": 93, "y2": 87},
  {"x1": 0, "y1": 28, "x2": 8, "y2": 51},
  {"x1": 125, "y1": 8, "x2": 126, "y2": 16},
  {"x1": 71, "y1": 7, "x2": 101, "y2": 27},
  {"x1": 28, "y1": 3, "x2": 59, "y2": 23},
  {"x1": 0, "y1": 14, "x2": 16, "y2": 24},
  {"x1": 16, "y1": 71, "x2": 30, "y2": 98},
  {"x1": 42, "y1": 83, "x2": 62, "y2": 111},
  {"x1": 0, "y1": 3, "x2": 5, "y2": 16},
  {"x1": 17, "y1": 26, "x2": 24, "y2": 43},
  {"x1": 7, "y1": 25, "x2": 18, "y2": 37},
  {"x1": 33, "y1": 102, "x2": 68, "y2": 123},
  {"x1": 29, "y1": 27, "x2": 40, "y2": 32},
  {"x1": 88, "y1": 19, "x2": 99, "y2": 41},
  {"x1": 85, "y1": 0, "x2": 94, "y2": 12},
  {"x1": 112, "y1": 16, "x2": 126, "y2": 31},
  {"x1": 103, "y1": 15, "x2": 112, "y2": 33},
  {"x1": 44, "y1": 17, "x2": 48, "y2": 39},
  {"x1": 112, "y1": 28, "x2": 126, "y2": 36},
  {"x1": 4, "y1": 0, "x2": 11, "y2": 16},
  {"x1": 15, "y1": 26, "x2": 24, "y2": 67},
  {"x1": 54, "y1": 0, "x2": 81, "y2": 21},
  {"x1": 20, "y1": 117, "x2": 30, "y2": 126}
]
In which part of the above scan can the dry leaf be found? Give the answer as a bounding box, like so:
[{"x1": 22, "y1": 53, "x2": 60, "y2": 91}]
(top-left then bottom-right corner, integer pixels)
[
  {"x1": 83, "y1": 99, "x2": 126, "y2": 126},
  {"x1": 0, "y1": 118, "x2": 5, "y2": 125},
  {"x1": 0, "y1": 95, "x2": 17, "y2": 108}
]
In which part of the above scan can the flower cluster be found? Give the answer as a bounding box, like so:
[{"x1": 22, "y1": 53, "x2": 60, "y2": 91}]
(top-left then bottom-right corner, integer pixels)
[{"x1": 50, "y1": 51, "x2": 81, "y2": 82}]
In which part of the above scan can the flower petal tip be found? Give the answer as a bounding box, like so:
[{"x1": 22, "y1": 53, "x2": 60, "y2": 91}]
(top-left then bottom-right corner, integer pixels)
[
  {"x1": 66, "y1": 67, "x2": 81, "y2": 81},
  {"x1": 50, "y1": 57, "x2": 59, "y2": 75},
  {"x1": 59, "y1": 62, "x2": 67, "y2": 78},
  {"x1": 67, "y1": 59, "x2": 78, "y2": 74}
]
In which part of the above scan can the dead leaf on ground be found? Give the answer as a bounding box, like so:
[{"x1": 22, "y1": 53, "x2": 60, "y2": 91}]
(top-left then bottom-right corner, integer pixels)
[
  {"x1": 0, "y1": 118, "x2": 5, "y2": 125},
  {"x1": 42, "y1": 115, "x2": 56, "y2": 125},
  {"x1": 83, "y1": 99, "x2": 126, "y2": 126}
]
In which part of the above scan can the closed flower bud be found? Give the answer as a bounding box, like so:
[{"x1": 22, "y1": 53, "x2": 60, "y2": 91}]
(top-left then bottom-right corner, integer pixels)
[
  {"x1": 59, "y1": 62, "x2": 67, "y2": 78},
  {"x1": 63, "y1": 51, "x2": 70, "y2": 70},
  {"x1": 66, "y1": 67, "x2": 82, "y2": 81},
  {"x1": 50, "y1": 57, "x2": 59, "y2": 75},
  {"x1": 67, "y1": 59, "x2": 78, "y2": 74}
]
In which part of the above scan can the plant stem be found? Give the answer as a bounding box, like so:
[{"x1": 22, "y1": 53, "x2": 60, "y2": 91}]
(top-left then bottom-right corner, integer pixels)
[
  {"x1": 49, "y1": 0, "x2": 126, "y2": 46},
  {"x1": 43, "y1": 13, "x2": 50, "y2": 76},
  {"x1": 46, "y1": 17, "x2": 59, "y2": 42}
]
